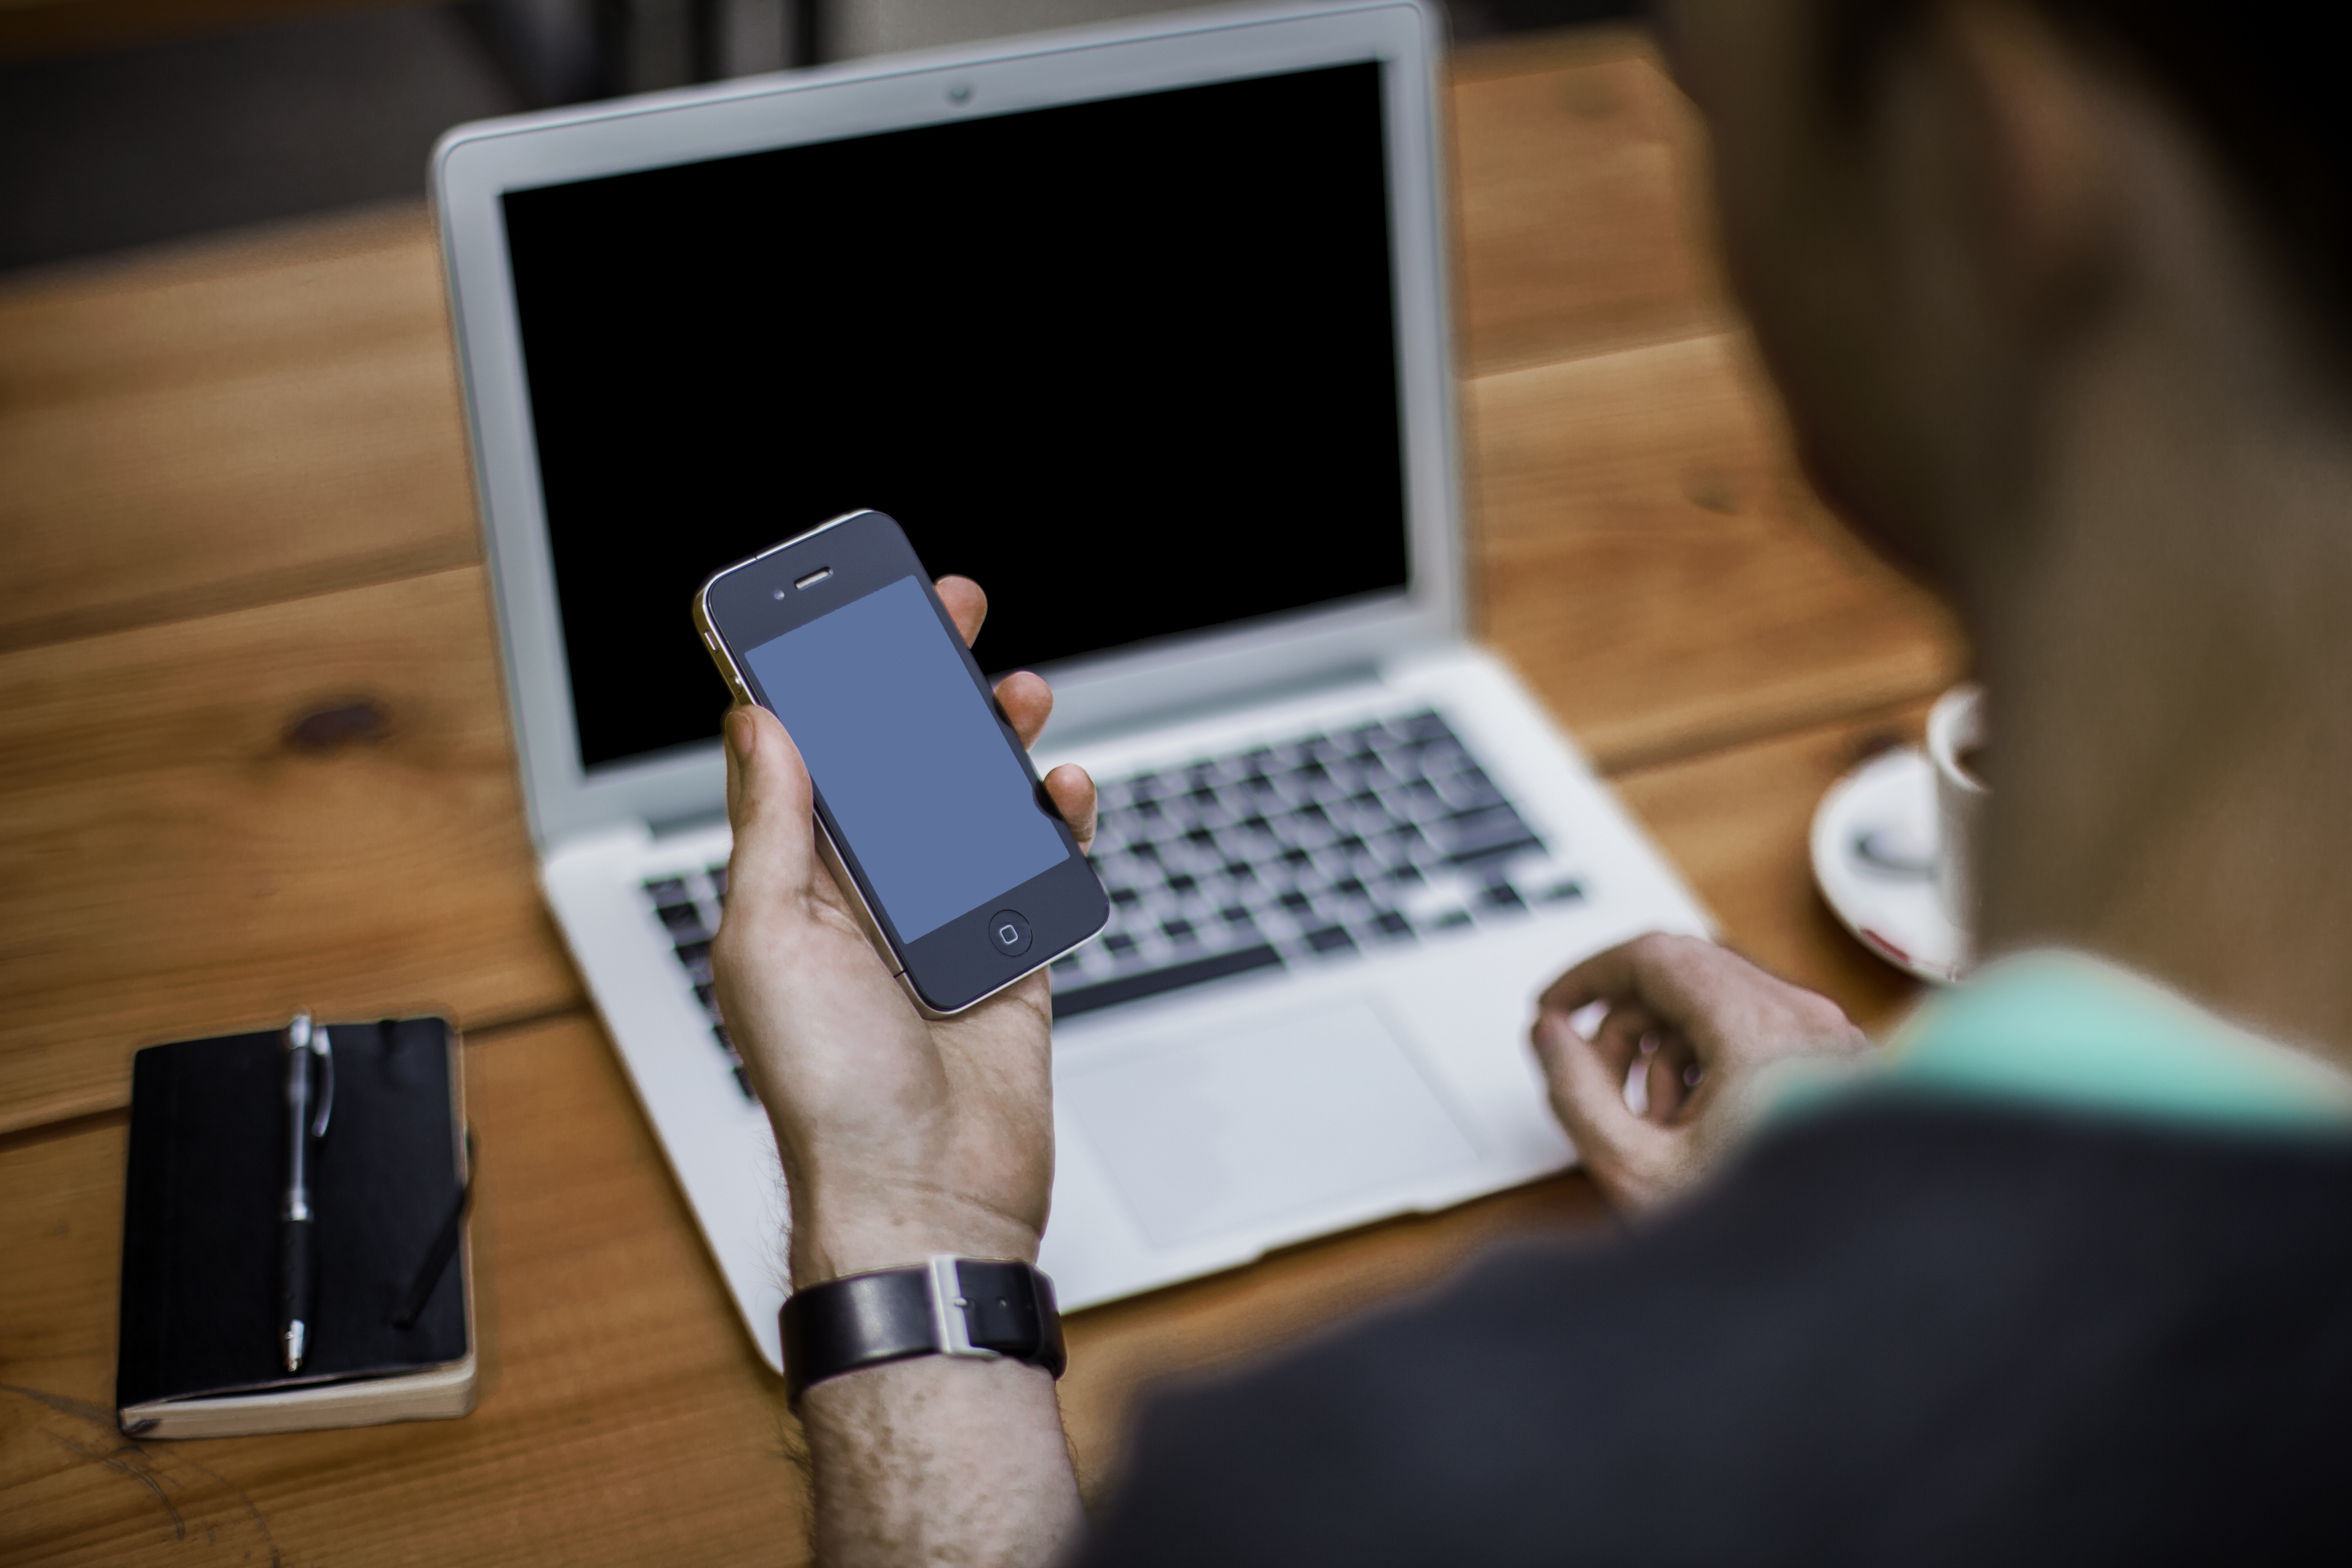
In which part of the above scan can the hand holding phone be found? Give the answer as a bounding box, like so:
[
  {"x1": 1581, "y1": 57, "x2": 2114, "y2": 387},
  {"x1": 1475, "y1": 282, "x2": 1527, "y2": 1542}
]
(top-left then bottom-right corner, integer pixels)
[
  {"x1": 697, "y1": 510, "x2": 1109, "y2": 1015},
  {"x1": 702, "y1": 529, "x2": 1098, "y2": 1288}
]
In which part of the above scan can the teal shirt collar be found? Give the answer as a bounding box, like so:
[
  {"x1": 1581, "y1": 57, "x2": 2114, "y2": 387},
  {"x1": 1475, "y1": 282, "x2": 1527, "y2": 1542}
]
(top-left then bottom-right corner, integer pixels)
[{"x1": 1775, "y1": 950, "x2": 2352, "y2": 1132}]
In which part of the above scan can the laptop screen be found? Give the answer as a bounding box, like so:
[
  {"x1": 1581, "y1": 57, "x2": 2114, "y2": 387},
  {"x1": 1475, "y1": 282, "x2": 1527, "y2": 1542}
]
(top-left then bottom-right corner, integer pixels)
[{"x1": 503, "y1": 60, "x2": 1409, "y2": 773}]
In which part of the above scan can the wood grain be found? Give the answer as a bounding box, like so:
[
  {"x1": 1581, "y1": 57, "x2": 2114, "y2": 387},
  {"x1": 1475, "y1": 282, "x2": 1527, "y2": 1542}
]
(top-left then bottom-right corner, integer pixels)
[
  {"x1": 1470, "y1": 332, "x2": 1965, "y2": 770},
  {"x1": 0, "y1": 1015, "x2": 809, "y2": 1568},
  {"x1": 0, "y1": 31, "x2": 1985, "y2": 1563},
  {"x1": 1449, "y1": 27, "x2": 1728, "y2": 377},
  {"x1": 0, "y1": 566, "x2": 580, "y2": 1136},
  {"x1": 0, "y1": 1012, "x2": 1602, "y2": 1566},
  {"x1": 0, "y1": 35, "x2": 1711, "y2": 657},
  {"x1": 0, "y1": 205, "x2": 479, "y2": 653},
  {"x1": 1613, "y1": 698, "x2": 1941, "y2": 1036},
  {"x1": 0, "y1": 674, "x2": 1940, "y2": 1558},
  {"x1": 0, "y1": 362, "x2": 1952, "y2": 1136}
]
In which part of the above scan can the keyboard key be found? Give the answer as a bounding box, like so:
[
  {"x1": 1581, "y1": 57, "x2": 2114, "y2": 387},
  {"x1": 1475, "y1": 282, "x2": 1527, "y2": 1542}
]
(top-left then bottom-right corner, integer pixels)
[
  {"x1": 1052, "y1": 943, "x2": 1284, "y2": 1019},
  {"x1": 732, "y1": 1064, "x2": 758, "y2": 1102},
  {"x1": 1418, "y1": 739, "x2": 1473, "y2": 776},
  {"x1": 1396, "y1": 710, "x2": 1454, "y2": 742},
  {"x1": 1536, "y1": 878, "x2": 1588, "y2": 905},
  {"x1": 1073, "y1": 707, "x2": 1546, "y2": 1015},
  {"x1": 707, "y1": 865, "x2": 728, "y2": 899},
  {"x1": 1433, "y1": 767, "x2": 1507, "y2": 812},
  {"x1": 1398, "y1": 781, "x2": 1447, "y2": 818},
  {"x1": 1304, "y1": 924, "x2": 1357, "y2": 955},
  {"x1": 657, "y1": 903, "x2": 707, "y2": 939},
  {"x1": 675, "y1": 940, "x2": 714, "y2": 985},
  {"x1": 644, "y1": 877, "x2": 691, "y2": 909},
  {"x1": 1479, "y1": 882, "x2": 1528, "y2": 913},
  {"x1": 694, "y1": 983, "x2": 718, "y2": 1016},
  {"x1": 1435, "y1": 804, "x2": 1546, "y2": 867}
]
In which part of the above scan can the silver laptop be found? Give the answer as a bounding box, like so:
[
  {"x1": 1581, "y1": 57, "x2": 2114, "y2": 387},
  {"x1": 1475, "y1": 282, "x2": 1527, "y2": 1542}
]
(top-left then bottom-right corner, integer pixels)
[{"x1": 433, "y1": 0, "x2": 1710, "y2": 1372}]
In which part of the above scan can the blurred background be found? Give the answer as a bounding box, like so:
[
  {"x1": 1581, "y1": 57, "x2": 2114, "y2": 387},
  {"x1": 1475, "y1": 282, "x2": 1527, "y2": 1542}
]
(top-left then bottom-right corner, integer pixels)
[{"x1": 0, "y1": 0, "x2": 1645, "y2": 275}]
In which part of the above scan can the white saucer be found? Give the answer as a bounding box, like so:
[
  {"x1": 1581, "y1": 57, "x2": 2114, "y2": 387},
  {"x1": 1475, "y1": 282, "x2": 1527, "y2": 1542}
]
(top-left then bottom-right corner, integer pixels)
[{"x1": 1809, "y1": 746, "x2": 1972, "y2": 984}]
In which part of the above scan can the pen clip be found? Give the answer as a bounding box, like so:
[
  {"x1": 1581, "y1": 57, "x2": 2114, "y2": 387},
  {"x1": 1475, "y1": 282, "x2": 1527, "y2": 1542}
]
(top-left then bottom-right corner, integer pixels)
[{"x1": 311, "y1": 1025, "x2": 335, "y2": 1140}]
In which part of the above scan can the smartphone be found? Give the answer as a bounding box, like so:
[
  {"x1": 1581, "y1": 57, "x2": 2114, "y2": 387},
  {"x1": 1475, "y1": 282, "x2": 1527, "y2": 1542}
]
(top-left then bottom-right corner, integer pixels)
[{"x1": 694, "y1": 510, "x2": 1109, "y2": 1014}]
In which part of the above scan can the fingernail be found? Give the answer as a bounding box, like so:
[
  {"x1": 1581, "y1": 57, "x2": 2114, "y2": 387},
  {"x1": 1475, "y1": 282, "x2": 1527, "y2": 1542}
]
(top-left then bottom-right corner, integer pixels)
[{"x1": 725, "y1": 707, "x2": 755, "y2": 764}]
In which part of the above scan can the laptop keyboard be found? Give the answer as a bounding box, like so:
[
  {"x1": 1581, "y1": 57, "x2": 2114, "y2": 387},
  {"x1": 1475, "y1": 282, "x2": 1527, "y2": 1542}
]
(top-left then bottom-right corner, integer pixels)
[
  {"x1": 640, "y1": 709, "x2": 1581, "y2": 1089},
  {"x1": 1052, "y1": 708, "x2": 1582, "y2": 1019},
  {"x1": 640, "y1": 864, "x2": 756, "y2": 1101}
]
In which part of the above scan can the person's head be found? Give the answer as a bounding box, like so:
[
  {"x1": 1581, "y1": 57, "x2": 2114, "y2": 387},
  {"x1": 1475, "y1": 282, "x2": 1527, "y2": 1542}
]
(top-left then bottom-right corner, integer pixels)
[{"x1": 1658, "y1": 0, "x2": 2352, "y2": 632}]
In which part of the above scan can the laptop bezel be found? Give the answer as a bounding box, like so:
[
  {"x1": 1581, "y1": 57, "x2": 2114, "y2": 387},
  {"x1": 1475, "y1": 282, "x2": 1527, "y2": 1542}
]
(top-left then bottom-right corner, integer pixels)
[{"x1": 433, "y1": 0, "x2": 1462, "y2": 850}]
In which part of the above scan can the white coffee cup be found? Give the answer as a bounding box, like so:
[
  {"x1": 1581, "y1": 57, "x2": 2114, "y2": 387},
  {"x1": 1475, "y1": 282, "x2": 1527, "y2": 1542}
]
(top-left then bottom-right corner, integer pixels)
[{"x1": 1926, "y1": 682, "x2": 1989, "y2": 935}]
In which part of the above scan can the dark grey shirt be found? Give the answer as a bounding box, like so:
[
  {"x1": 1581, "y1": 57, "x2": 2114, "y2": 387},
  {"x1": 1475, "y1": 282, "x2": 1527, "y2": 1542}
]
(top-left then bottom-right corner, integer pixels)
[{"x1": 1078, "y1": 1099, "x2": 2352, "y2": 1565}]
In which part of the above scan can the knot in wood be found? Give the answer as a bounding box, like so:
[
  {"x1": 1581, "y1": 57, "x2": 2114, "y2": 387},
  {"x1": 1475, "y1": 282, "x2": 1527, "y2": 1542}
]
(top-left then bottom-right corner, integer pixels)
[{"x1": 285, "y1": 697, "x2": 390, "y2": 753}]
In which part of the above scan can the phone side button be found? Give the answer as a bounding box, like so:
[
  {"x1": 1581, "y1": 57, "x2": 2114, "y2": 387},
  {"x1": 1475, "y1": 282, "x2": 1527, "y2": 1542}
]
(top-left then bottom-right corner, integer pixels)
[{"x1": 987, "y1": 910, "x2": 1034, "y2": 958}]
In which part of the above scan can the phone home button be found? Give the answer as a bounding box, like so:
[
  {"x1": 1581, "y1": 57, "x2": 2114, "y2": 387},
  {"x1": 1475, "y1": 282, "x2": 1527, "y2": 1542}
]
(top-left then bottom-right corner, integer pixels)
[{"x1": 988, "y1": 910, "x2": 1034, "y2": 959}]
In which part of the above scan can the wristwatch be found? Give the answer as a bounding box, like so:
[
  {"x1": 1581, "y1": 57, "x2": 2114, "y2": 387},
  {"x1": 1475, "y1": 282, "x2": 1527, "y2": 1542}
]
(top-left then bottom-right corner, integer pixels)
[{"x1": 779, "y1": 1255, "x2": 1067, "y2": 1408}]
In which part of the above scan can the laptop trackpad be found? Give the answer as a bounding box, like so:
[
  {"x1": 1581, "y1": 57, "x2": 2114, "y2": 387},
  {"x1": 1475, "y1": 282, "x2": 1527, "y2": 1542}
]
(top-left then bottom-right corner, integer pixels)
[{"x1": 1062, "y1": 997, "x2": 1484, "y2": 1251}]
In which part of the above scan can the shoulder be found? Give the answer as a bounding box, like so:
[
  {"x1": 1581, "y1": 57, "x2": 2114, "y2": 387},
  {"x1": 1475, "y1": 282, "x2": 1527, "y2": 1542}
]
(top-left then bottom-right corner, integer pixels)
[{"x1": 1076, "y1": 1100, "x2": 2352, "y2": 1567}]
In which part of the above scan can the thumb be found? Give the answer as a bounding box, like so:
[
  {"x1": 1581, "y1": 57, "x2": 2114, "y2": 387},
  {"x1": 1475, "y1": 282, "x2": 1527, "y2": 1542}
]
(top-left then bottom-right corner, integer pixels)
[
  {"x1": 724, "y1": 705, "x2": 816, "y2": 903},
  {"x1": 1532, "y1": 1008, "x2": 1675, "y2": 1189}
]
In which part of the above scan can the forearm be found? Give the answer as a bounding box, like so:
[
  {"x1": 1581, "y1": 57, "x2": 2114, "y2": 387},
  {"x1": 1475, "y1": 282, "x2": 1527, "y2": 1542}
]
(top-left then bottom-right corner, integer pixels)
[
  {"x1": 787, "y1": 1201, "x2": 1085, "y2": 1568},
  {"x1": 799, "y1": 1349, "x2": 1083, "y2": 1568}
]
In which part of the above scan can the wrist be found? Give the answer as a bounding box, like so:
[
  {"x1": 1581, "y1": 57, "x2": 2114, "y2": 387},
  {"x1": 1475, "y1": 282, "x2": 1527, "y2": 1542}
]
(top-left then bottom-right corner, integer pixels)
[{"x1": 789, "y1": 1193, "x2": 1042, "y2": 1289}]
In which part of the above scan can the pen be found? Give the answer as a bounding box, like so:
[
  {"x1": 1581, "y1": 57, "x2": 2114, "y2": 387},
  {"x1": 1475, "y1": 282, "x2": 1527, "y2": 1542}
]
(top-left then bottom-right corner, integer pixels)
[{"x1": 281, "y1": 1012, "x2": 333, "y2": 1372}]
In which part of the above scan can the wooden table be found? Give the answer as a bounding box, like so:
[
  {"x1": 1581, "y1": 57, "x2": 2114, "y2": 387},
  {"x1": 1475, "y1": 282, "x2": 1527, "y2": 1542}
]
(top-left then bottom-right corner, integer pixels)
[{"x1": 0, "y1": 28, "x2": 1965, "y2": 1564}]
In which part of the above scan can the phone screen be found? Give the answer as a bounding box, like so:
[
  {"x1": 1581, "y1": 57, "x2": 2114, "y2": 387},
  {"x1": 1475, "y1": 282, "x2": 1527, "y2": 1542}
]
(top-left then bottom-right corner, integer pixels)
[{"x1": 738, "y1": 575, "x2": 1071, "y2": 943}]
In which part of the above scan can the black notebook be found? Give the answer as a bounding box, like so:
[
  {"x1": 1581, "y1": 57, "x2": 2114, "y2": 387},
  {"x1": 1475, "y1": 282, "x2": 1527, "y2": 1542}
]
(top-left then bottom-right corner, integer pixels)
[{"x1": 117, "y1": 1017, "x2": 476, "y2": 1438}]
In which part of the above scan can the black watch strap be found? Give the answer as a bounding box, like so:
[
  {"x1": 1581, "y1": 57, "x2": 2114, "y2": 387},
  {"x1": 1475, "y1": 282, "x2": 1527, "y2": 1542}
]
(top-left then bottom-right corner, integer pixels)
[{"x1": 779, "y1": 1256, "x2": 1066, "y2": 1408}]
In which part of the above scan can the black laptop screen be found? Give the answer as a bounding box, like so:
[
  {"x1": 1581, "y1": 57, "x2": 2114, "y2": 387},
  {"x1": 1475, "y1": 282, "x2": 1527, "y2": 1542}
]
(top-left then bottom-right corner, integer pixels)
[{"x1": 503, "y1": 60, "x2": 1409, "y2": 772}]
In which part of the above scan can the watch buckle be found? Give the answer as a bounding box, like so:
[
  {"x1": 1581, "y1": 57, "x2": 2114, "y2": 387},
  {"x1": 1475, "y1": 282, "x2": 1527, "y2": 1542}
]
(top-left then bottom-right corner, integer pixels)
[{"x1": 926, "y1": 1255, "x2": 1000, "y2": 1361}]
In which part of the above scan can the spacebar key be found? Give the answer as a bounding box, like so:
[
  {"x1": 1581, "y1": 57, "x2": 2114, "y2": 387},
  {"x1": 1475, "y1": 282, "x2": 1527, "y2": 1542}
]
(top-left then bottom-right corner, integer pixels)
[{"x1": 1052, "y1": 944, "x2": 1285, "y2": 1020}]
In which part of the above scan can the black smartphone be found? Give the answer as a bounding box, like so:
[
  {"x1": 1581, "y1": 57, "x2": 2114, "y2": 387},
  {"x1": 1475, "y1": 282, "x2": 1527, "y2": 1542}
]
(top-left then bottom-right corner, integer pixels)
[{"x1": 694, "y1": 510, "x2": 1109, "y2": 1014}]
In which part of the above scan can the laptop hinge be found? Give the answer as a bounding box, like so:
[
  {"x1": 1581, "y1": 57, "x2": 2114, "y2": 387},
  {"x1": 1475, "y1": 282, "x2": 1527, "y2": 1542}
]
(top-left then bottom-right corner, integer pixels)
[
  {"x1": 1043, "y1": 659, "x2": 1393, "y2": 750},
  {"x1": 646, "y1": 805, "x2": 729, "y2": 841}
]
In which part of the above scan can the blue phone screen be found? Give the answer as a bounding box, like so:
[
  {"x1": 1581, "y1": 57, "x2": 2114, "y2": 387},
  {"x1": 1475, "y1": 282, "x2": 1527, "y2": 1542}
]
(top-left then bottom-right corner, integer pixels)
[{"x1": 739, "y1": 575, "x2": 1070, "y2": 942}]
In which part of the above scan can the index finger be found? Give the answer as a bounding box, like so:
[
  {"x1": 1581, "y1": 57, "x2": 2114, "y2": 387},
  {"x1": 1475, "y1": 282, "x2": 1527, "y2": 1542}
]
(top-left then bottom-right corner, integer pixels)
[
  {"x1": 936, "y1": 575, "x2": 987, "y2": 647},
  {"x1": 1536, "y1": 932, "x2": 1723, "y2": 1037}
]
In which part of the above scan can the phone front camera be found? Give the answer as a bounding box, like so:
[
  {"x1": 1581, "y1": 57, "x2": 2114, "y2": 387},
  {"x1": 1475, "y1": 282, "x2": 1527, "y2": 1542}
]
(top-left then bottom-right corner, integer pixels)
[{"x1": 771, "y1": 588, "x2": 787, "y2": 600}]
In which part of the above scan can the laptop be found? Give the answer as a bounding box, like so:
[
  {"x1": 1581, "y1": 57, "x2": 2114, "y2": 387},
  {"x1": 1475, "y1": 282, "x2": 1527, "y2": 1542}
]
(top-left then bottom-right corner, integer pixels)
[{"x1": 433, "y1": 0, "x2": 1711, "y2": 1372}]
